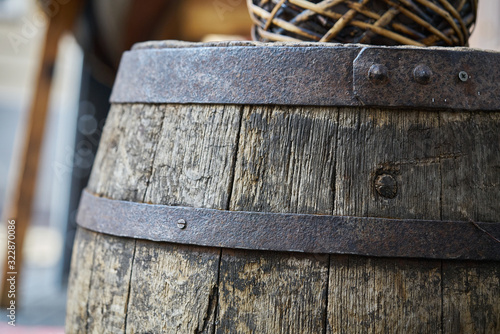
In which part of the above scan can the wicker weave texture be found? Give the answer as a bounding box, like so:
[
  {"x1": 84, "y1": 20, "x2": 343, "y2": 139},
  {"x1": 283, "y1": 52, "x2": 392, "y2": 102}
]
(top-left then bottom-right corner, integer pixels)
[{"x1": 248, "y1": 0, "x2": 477, "y2": 46}]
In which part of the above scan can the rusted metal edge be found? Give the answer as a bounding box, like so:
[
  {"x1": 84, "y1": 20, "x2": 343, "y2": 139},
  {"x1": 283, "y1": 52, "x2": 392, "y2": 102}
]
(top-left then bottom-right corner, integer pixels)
[
  {"x1": 110, "y1": 43, "x2": 500, "y2": 111},
  {"x1": 77, "y1": 190, "x2": 500, "y2": 260}
]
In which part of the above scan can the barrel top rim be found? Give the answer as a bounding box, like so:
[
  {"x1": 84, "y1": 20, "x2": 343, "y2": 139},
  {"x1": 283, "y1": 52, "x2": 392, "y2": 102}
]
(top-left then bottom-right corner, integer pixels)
[
  {"x1": 112, "y1": 40, "x2": 500, "y2": 110},
  {"x1": 131, "y1": 39, "x2": 498, "y2": 54}
]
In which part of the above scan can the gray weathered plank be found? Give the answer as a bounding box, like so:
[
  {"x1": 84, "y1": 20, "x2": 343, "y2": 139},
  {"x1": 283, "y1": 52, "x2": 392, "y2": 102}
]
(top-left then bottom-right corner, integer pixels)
[
  {"x1": 329, "y1": 256, "x2": 442, "y2": 333},
  {"x1": 440, "y1": 111, "x2": 500, "y2": 334},
  {"x1": 230, "y1": 106, "x2": 337, "y2": 214},
  {"x1": 65, "y1": 227, "x2": 97, "y2": 334},
  {"x1": 69, "y1": 103, "x2": 166, "y2": 333},
  {"x1": 143, "y1": 104, "x2": 243, "y2": 209},
  {"x1": 329, "y1": 108, "x2": 443, "y2": 333},
  {"x1": 443, "y1": 261, "x2": 500, "y2": 334},
  {"x1": 125, "y1": 104, "x2": 242, "y2": 333},
  {"x1": 334, "y1": 108, "x2": 442, "y2": 219},
  {"x1": 125, "y1": 242, "x2": 220, "y2": 334},
  {"x1": 216, "y1": 105, "x2": 337, "y2": 333},
  {"x1": 86, "y1": 234, "x2": 136, "y2": 333},
  {"x1": 218, "y1": 249, "x2": 329, "y2": 333},
  {"x1": 88, "y1": 104, "x2": 164, "y2": 201},
  {"x1": 439, "y1": 111, "x2": 500, "y2": 223}
]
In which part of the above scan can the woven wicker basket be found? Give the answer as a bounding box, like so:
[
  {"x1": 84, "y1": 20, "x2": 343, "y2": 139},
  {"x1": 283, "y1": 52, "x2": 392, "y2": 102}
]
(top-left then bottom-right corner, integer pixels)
[{"x1": 248, "y1": 0, "x2": 477, "y2": 46}]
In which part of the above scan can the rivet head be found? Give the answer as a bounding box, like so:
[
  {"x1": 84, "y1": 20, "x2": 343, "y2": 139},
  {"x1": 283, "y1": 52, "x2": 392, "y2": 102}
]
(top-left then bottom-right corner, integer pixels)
[
  {"x1": 458, "y1": 71, "x2": 469, "y2": 82},
  {"x1": 368, "y1": 64, "x2": 389, "y2": 85},
  {"x1": 374, "y1": 174, "x2": 397, "y2": 199},
  {"x1": 413, "y1": 64, "x2": 432, "y2": 85},
  {"x1": 177, "y1": 219, "x2": 186, "y2": 229}
]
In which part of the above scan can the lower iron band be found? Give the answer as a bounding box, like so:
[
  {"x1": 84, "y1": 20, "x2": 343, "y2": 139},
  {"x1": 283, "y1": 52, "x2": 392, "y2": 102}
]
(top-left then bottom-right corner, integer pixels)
[{"x1": 77, "y1": 189, "x2": 500, "y2": 260}]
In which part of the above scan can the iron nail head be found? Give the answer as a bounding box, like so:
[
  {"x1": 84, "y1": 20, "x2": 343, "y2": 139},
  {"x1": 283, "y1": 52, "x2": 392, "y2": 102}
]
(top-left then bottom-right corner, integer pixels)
[
  {"x1": 413, "y1": 64, "x2": 432, "y2": 85},
  {"x1": 374, "y1": 174, "x2": 398, "y2": 199},
  {"x1": 368, "y1": 64, "x2": 389, "y2": 85}
]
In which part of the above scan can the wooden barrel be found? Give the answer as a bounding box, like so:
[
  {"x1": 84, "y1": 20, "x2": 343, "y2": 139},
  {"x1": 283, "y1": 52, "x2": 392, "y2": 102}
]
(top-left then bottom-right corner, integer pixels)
[{"x1": 66, "y1": 41, "x2": 500, "y2": 333}]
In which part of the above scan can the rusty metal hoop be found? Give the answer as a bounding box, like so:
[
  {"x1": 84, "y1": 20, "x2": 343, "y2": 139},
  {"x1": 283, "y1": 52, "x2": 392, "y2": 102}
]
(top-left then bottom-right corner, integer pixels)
[
  {"x1": 77, "y1": 190, "x2": 500, "y2": 261},
  {"x1": 111, "y1": 41, "x2": 500, "y2": 111}
]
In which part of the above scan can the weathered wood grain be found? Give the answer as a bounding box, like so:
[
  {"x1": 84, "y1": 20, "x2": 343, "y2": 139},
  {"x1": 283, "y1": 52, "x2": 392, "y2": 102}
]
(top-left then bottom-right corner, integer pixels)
[
  {"x1": 443, "y1": 261, "x2": 500, "y2": 334},
  {"x1": 67, "y1": 101, "x2": 500, "y2": 333},
  {"x1": 86, "y1": 234, "x2": 136, "y2": 333},
  {"x1": 217, "y1": 249, "x2": 329, "y2": 333},
  {"x1": 328, "y1": 108, "x2": 443, "y2": 333},
  {"x1": 125, "y1": 104, "x2": 242, "y2": 333},
  {"x1": 329, "y1": 256, "x2": 442, "y2": 333},
  {"x1": 440, "y1": 111, "x2": 500, "y2": 334},
  {"x1": 334, "y1": 108, "x2": 442, "y2": 219},
  {"x1": 65, "y1": 228, "x2": 97, "y2": 334},
  {"x1": 67, "y1": 103, "x2": 166, "y2": 333},
  {"x1": 143, "y1": 104, "x2": 242, "y2": 209},
  {"x1": 230, "y1": 106, "x2": 337, "y2": 214},
  {"x1": 216, "y1": 105, "x2": 337, "y2": 333},
  {"x1": 88, "y1": 103, "x2": 164, "y2": 201},
  {"x1": 125, "y1": 242, "x2": 220, "y2": 334},
  {"x1": 439, "y1": 111, "x2": 500, "y2": 224}
]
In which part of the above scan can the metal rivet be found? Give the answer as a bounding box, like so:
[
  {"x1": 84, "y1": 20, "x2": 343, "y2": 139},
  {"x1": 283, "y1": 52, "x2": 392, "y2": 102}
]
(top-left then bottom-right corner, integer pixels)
[
  {"x1": 413, "y1": 64, "x2": 432, "y2": 85},
  {"x1": 458, "y1": 71, "x2": 469, "y2": 82},
  {"x1": 177, "y1": 219, "x2": 186, "y2": 229},
  {"x1": 368, "y1": 64, "x2": 389, "y2": 85},
  {"x1": 374, "y1": 174, "x2": 397, "y2": 199}
]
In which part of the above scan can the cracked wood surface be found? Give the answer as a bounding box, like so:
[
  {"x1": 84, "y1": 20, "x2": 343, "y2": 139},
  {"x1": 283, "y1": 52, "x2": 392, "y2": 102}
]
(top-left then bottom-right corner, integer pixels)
[
  {"x1": 329, "y1": 109, "x2": 443, "y2": 332},
  {"x1": 215, "y1": 106, "x2": 336, "y2": 333},
  {"x1": 65, "y1": 227, "x2": 97, "y2": 334},
  {"x1": 67, "y1": 104, "x2": 165, "y2": 333},
  {"x1": 124, "y1": 103, "x2": 241, "y2": 333},
  {"x1": 440, "y1": 112, "x2": 500, "y2": 333},
  {"x1": 67, "y1": 103, "x2": 241, "y2": 333},
  {"x1": 67, "y1": 103, "x2": 499, "y2": 333}
]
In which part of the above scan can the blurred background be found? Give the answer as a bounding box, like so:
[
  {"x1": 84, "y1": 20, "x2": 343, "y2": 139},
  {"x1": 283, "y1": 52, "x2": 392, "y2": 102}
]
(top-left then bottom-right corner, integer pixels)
[
  {"x1": 0, "y1": 0, "x2": 498, "y2": 332},
  {"x1": 0, "y1": 0, "x2": 251, "y2": 332}
]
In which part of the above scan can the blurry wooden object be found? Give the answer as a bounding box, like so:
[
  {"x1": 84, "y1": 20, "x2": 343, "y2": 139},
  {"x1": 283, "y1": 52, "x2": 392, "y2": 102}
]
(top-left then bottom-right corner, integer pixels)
[
  {"x1": 60, "y1": 0, "x2": 253, "y2": 282},
  {"x1": 0, "y1": 0, "x2": 85, "y2": 307},
  {"x1": 178, "y1": 0, "x2": 252, "y2": 41},
  {"x1": 0, "y1": 0, "x2": 251, "y2": 306},
  {"x1": 88, "y1": 0, "x2": 252, "y2": 75}
]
